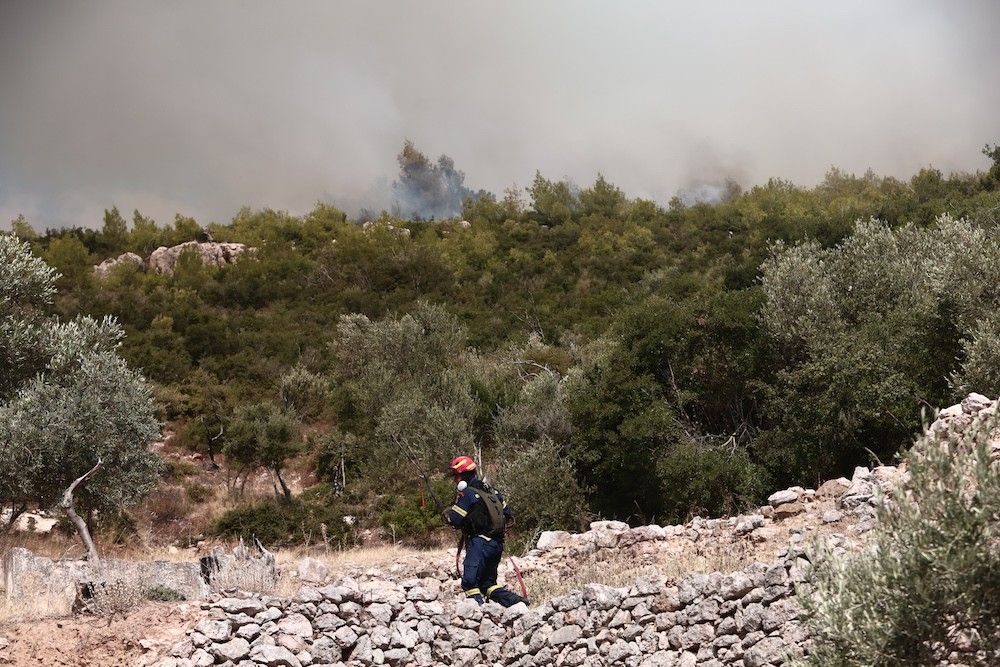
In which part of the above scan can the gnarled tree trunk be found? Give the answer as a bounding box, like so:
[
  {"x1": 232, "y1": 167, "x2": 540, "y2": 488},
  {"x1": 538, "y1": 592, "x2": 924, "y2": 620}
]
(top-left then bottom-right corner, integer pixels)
[{"x1": 60, "y1": 459, "x2": 103, "y2": 570}]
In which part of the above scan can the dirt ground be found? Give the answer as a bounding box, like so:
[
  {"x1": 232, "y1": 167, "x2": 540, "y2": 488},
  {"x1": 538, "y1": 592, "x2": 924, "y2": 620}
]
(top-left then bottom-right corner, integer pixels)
[{"x1": 0, "y1": 601, "x2": 199, "y2": 667}]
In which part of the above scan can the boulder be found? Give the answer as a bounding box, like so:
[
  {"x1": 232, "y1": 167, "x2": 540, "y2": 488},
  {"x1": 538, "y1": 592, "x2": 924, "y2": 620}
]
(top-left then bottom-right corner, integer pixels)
[
  {"x1": 767, "y1": 489, "x2": 800, "y2": 507},
  {"x1": 961, "y1": 392, "x2": 992, "y2": 414},
  {"x1": 276, "y1": 613, "x2": 312, "y2": 638},
  {"x1": 194, "y1": 619, "x2": 231, "y2": 643},
  {"x1": 297, "y1": 557, "x2": 328, "y2": 584},
  {"x1": 549, "y1": 625, "x2": 582, "y2": 646},
  {"x1": 209, "y1": 638, "x2": 250, "y2": 662},
  {"x1": 589, "y1": 520, "x2": 630, "y2": 532},
  {"x1": 216, "y1": 598, "x2": 265, "y2": 616},
  {"x1": 250, "y1": 644, "x2": 302, "y2": 667},
  {"x1": 93, "y1": 252, "x2": 143, "y2": 278},
  {"x1": 773, "y1": 502, "x2": 805, "y2": 520},
  {"x1": 147, "y1": 241, "x2": 250, "y2": 275},
  {"x1": 816, "y1": 477, "x2": 850, "y2": 499},
  {"x1": 536, "y1": 530, "x2": 572, "y2": 551}
]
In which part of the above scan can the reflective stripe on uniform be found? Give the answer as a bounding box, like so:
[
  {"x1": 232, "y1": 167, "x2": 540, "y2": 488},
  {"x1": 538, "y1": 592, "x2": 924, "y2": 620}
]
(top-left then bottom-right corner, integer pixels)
[
  {"x1": 465, "y1": 588, "x2": 482, "y2": 597},
  {"x1": 477, "y1": 534, "x2": 492, "y2": 541},
  {"x1": 450, "y1": 505, "x2": 467, "y2": 517},
  {"x1": 485, "y1": 585, "x2": 501, "y2": 598}
]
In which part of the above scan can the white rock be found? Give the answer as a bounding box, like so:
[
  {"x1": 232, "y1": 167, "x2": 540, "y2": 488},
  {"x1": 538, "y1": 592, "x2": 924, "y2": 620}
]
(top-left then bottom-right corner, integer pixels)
[
  {"x1": 536, "y1": 530, "x2": 572, "y2": 550},
  {"x1": 189, "y1": 649, "x2": 214, "y2": 667},
  {"x1": 277, "y1": 613, "x2": 313, "y2": 638},
  {"x1": 767, "y1": 489, "x2": 799, "y2": 507},
  {"x1": 209, "y1": 638, "x2": 250, "y2": 662},
  {"x1": 962, "y1": 392, "x2": 992, "y2": 414},
  {"x1": 590, "y1": 520, "x2": 630, "y2": 532},
  {"x1": 250, "y1": 644, "x2": 303, "y2": 667},
  {"x1": 549, "y1": 625, "x2": 582, "y2": 646},
  {"x1": 93, "y1": 252, "x2": 144, "y2": 278},
  {"x1": 148, "y1": 241, "x2": 250, "y2": 275},
  {"x1": 193, "y1": 619, "x2": 231, "y2": 643},
  {"x1": 938, "y1": 403, "x2": 963, "y2": 419}
]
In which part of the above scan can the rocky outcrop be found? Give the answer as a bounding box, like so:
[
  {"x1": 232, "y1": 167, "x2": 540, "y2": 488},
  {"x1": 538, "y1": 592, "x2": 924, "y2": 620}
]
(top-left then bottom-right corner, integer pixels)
[
  {"x1": 148, "y1": 241, "x2": 250, "y2": 275},
  {"x1": 361, "y1": 221, "x2": 411, "y2": 239},
  {"x1": 93, "y1": 242, "x2": 252, "y2": 278},
  {"x1": 94, "y1": 251, "x2": 144, "y2": 278}
]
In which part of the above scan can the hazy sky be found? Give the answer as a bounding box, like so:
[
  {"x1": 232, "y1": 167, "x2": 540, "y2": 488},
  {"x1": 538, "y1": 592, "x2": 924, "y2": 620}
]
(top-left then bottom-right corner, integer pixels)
[{"x1": 1, "y1": 1, "x2": 998, "y2": 229}]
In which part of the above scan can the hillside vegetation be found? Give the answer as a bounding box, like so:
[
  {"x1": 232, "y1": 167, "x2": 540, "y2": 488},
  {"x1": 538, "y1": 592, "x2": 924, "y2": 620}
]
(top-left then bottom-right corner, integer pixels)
[{"x1": 8, "y1": 142, "x2": 1000, "y2": 548}]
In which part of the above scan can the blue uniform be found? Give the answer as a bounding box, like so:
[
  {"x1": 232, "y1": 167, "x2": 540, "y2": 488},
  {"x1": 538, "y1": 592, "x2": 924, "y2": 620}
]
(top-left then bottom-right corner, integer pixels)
[{"x1": 444, "y1": 480, "x2": 524, "y2": 606}]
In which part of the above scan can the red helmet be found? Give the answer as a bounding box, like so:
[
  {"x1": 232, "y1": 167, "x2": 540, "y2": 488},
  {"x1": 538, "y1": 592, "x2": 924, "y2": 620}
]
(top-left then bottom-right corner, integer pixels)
[{"x1": 449, "y1": 456, "x2": 477, "y2": 476}]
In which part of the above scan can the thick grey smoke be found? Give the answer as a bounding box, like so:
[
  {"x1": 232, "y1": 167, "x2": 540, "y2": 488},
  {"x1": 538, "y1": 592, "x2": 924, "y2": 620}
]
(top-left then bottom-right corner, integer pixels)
[
  {"x1": 1, "y1": 1, "x2": 998, "y2": 228},
  {"x1": 388, "y1": 142, "x2": 480, "y2": 220}
]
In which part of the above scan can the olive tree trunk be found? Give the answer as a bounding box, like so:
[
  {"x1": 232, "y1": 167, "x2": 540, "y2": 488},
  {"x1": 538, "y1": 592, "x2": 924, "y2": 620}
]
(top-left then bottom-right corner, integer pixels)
[{"x1": 60, "y1": 459, "x2": 104, "y2": 569}]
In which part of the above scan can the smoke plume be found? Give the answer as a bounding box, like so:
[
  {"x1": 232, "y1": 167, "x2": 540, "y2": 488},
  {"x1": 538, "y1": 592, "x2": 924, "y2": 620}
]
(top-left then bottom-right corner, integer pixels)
[{"x1": 1, "y1": 1, "x2": 998, "y2": 228}]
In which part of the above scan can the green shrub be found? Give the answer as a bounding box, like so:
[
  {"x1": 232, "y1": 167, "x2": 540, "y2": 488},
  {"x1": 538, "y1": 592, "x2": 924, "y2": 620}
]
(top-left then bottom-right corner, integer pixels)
[
  {"x1": 656, "y1": 441, "x2": 769, "y2": 520},
  {"x1": 800, "y1": 409, "x2": 1000, "y2": 666},
  {"x1": 145, "y1": 585, "x2": 185, "y2": 602},
  {"x1": 163, "y1": 458, "x2": 200, "y2": 479},
  {"x1": 492, "y1": 438, "x2": 588, "y2": 546},
  {"x1": 210, "y1": 486, "x2": 353, "y2": 547},
  {"x1": 376, "y1": 477, "x2": 455, "y2": 543},
  {"x1": 184, "y1": 482, "x2": 214, "y2": 504}
]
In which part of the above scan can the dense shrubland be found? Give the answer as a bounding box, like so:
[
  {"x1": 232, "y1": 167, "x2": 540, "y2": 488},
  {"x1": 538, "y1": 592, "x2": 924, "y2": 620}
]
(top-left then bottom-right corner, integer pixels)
[{"x1": 7, "y1": 142, "x2": 1000, "y2": 548}]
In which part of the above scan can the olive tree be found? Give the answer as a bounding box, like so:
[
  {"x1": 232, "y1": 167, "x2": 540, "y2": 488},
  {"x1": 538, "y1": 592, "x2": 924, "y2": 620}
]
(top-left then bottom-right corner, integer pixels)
[
  {"x1": 759, "y1": 215, "x2": 1000, "y2": 483},
  {"x1": 223, "y1": 402, "x2": 303, "y2": 501},
  {"x1": 333, "y1": 302, "x2": 475, "y2": 479},
  {"x1": 800, "y1": 407, "x2": 1000, "y2": 665},
  {"x1": 0, "y1": 233, "x2": 160, "y2": 565}
]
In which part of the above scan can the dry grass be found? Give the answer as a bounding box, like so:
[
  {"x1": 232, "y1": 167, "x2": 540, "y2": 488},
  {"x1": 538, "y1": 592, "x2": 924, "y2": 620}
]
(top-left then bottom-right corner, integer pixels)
[
  {"x1": 209, "y1": 565, "x2": 277, "y2": 594},
  {"x1": 275, "y1": 542, "x2": 451, "y2": 571},
  {"x1": 524, "y1": 537, "x2": 758, "y2": 603},
  {"x1": 0, "y1": 559, "x2": 191, "y2": 624}
]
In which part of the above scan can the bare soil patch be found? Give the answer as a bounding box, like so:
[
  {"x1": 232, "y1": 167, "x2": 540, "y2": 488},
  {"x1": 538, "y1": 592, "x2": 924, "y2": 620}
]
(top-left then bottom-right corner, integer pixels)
[{"x1": 0, "y1": 601, "x2": 198, "y2": 667}]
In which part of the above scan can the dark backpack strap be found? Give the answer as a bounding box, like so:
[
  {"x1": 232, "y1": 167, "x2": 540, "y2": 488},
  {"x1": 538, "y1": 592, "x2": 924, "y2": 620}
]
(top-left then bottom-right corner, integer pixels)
[{"x1": 468, "y1": 486, "x2": 506, "y2": 538}]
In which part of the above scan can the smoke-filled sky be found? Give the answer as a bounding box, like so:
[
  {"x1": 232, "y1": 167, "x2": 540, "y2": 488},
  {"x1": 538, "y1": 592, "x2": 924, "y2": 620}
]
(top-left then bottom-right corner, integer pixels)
[{"x1": 2, "y1": 1, "x2": 999, "y2": 229}]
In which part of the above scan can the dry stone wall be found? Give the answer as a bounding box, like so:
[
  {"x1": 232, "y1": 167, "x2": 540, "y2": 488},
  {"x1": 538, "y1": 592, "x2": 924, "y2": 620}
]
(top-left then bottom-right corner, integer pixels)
[
  {"x1": 2, "y1": 547, "x2": 208, "y2": 602},
  {"x1": 162, "y1": 547, "x2": 813, "y2": 667}
]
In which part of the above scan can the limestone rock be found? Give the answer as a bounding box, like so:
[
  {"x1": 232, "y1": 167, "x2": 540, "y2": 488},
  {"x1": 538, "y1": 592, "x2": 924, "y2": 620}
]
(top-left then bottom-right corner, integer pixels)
[
  {"x1": 822, "y1": 509, "x2": 844, "y2": 523},
  {"x1": 93, "y1": 252, "x2": 143, "y2": 278},
  {"x1": 209, "y1": 638, "x2": 251, "y2": 662},
  {"x1": 193, "y1": 619, "x2": 231, "y2": 643},
  {"x1": 537, "y1": 530, "x2": 573, "y2": 551},
  {"x1": 277, "y1": 613, "x2": 312, "y2": 638},
  {"x1": 773, "y1": 501, "x2": 805, "y2": 519},
  {"x1": 147, "y1": 241, "x2": 250, "y2": 275},
  {"x1": 250, "y1": 644, "x2": 303, "y2": 667},
  {"x1": 297, "y1": 557, "x2": 329, "y2": 584},
  {"x1": 767, "y1": 489, "x2": 799, "y2": 507}
]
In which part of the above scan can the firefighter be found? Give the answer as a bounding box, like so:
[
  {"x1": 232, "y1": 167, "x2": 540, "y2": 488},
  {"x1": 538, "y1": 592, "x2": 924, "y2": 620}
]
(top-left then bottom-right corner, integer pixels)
[{"x1": 442, "y1": 455, "x2": 526, "y2": 606}]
